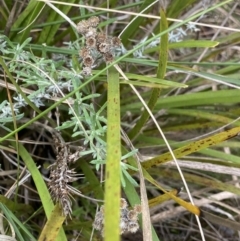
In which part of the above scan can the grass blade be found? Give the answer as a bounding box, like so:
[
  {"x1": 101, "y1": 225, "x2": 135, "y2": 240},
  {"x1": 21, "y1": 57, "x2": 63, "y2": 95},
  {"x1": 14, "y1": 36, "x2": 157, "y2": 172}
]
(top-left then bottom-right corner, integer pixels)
[
  {"x1": 128, "y1": 7, "x2": 168, "y2": 140},
  {"x1": 10, "y1": 142, "x2": 67, "y2": 241},
  {"x1": 104, "y1": 66, "x2": 121, "y2": 240}
]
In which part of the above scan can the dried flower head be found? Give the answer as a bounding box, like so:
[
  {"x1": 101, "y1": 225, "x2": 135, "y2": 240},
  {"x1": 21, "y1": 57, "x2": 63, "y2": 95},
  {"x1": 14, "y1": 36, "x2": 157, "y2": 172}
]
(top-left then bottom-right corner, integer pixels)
[
  {"x1": 120, "y1": 198, "x2": 128, "y2": 209},
  {"x1": 93, "y1": 210, "x2": 104, "y2": 231},
  {"x1": 83, "y1": 55, "x2": 94, "y2": 67},
  {"x1": 127, "y1": 210, "x2": 138, "y2": 221},
  {"x1": 111, "y1": 37, "x2": 121, "y2": 46},
  {"x1": 82, "y1": 66, "x2": 92, "y2": 76},
  {"x1": 98, "y1": 43, "x2": 110, "y2": 53},
  {"x1": 100, "y1": 205, "x2": 104, "y2": 213},
  {"x1": 79, "y1": 47, "x2": 89, "y2": 58},
  {"x1": 120, "y1": 207, "x2": 129, "y2": 218},
  {"x1": 93, "y1": 198, "x2": 141, "y2": 236},
  {"x1": 93, "y1": 218, "x2": 103, "y2": 231},
  {"x1": 128, "y1": 222, "x2": 139, "y2": 233},
  {"x1": 104, "y1": 52, "x2": 114, "y2": 63},
  {"x1": 96, "y1": 32, "x2": 107, "y2": 44},
  {"x1": 133, "y1": 204, "x2": 141, "y2": 214},
  {"x1": 77, "y1": 16, "x2": 123, "y2": 75},
  {"x1": 85, "y1": 27, "x2": 97, "y2": 38},
  {"x1": 87, "y1": 16, "x2": 100, "y2": 27},
  {"x1": 86, "y1": 37, "x2": 96, "y2": 47},
  {"x1": 76, "y1": 20, "x2": 89, "y2": 35}
]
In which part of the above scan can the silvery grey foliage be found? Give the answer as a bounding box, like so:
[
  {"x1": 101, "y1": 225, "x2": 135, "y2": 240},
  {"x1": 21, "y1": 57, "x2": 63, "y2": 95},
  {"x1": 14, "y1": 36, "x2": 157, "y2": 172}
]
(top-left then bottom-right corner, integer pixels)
[{"x1": 0, "y1": 30, "x2": 140, "y2": 187}]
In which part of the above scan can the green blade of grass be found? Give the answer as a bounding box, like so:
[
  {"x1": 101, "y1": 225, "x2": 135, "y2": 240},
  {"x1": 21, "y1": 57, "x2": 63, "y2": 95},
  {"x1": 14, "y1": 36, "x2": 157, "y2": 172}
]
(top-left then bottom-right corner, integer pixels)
[
  {"x1": 200, "y1": 148, "x2": 240, "y2": 164},
  {"x1": 0, "y1": 203, "x2": 36, "y2": 241},
  {"x1": 170, "y1": 65, "x2": 240, "y2": 87},
  {"x1": 79, "y1": 160, "x2": 104, "y2": 200},
  {"x1": 9, "y1": 0, "x2": 37, "y2": 39},
  {"x1": 145, "y1": 40, "x2": 219, "y2": 54},
  {"x1": 122, "y1": 89, "x2": 240, "y2": 111},
  {"x1": 167, "y1": 0, "x2": 196, "y2": 19},
  {"x1": 167, "y1": 108, "x2": 237, "y2": 125},
  {"x1": 11, "y1": 1, "x2": 45, "y2": 43},
  {"x1": 0, "y1": 195, "x2": 34, "y2": 215},
  {"x1": 169, "y1": 40, "x2": 219, "y2": 48},
  {"x1": 10, "y1": 141, "x2": 67, "y2": 241},
  {"x1": 128, "y1": 8, "x2": 168, "y2": 140},
  {"x1": 37, "y1": 0, "x2": 76, "y2": 45},
  {"x1": 120, "y1": 0, "x2": 156, "y2": 45},
  {"x1": 124, "y1": 73, "x2": 188, "y2": 88},
  {"x1": 104, "y1": 66, "x2": 121, "y2": 240}
]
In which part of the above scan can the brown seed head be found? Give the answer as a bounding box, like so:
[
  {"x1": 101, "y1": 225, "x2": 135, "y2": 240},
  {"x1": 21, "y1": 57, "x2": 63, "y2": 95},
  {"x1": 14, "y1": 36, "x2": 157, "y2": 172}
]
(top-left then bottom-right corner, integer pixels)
[
  {"x1": 86, "y1": 37, "x2": 96, "y2": 47},
  {"x1": 83, "y1": 55, "x2": 94, "y2": 67},
  {"x1": 76, "y1": 20, "x2": 89, "y2": 34},
  {"x1": 93, "y1": 211, "x2": 104, "y2": 231},
  {"x1": 100, "y1": 205, "x2": 104, "y2": 213},
  {"x1": 98, "y1": 43, "x2": 110, "y2": 53},
  {"x1": 133, "y1": 204, "x2": 141, "y2": 214},
  {"x1": 79, "y1": 47, "x2": 89, "y2": 58},
  {"x1": 104, "y1": 52, "x2": 114, "y2": 63},
  {"x1": 87, "y1": 16, "x2": 100, "y2": 27},
  {"x1": 120, "y1": 198, "x2": 128, "y2": 209},
  {"x1": 85, "y1": 27, "x2": 97, "y2": 38},
  {"x1": 127, "y1": 210, "x2": 138, "y2": 221},
  {"x1": 111, "y1": 37, "x2": 121, "y2": 46},
  {"x1": 96, "y1": 32, "x2": 107, "y2": 44},
  {"x1": 82, "y1": 67, "x2": 92, "y2": 76}
]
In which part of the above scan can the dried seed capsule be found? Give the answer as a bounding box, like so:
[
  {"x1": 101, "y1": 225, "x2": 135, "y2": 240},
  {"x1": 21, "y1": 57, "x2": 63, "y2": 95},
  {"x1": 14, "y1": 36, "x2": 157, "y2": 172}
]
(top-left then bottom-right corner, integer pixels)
[
  {"x1": 96, "y1": 32, "x2": 107, "y2": 43},
  {"x1": 100, "y1": 205, "x2": 104, "y2": 213},
  {"x1": 85, "y1": 27, "x2": 97, "y2": 37},
  {"x1": 111, "y1": 36, "x2": 121, "y2": 46},
  {"x1": 120, "y1": 207, "x2": 129, "y2": 218},
  {"x1": 133, "y1": 204, "x2": 141, "y2": 214},
  {"x1": 127, "y1": 210, "x2": 138, "y2": 221},
  {"x1": 79, "y1": 47, "x2": 89, "y2": 58},
  {"x1": 98, "y1": 42, "x2": 110, "y2": 53},
  {"x1": 86, "y1": 36, "x2": 96, "y2": 47},
  {"x1": 120, "y1": 198, "x2": 128, "y2": 209},
  {"x1": 82, "y1": 66, "x2": 92, "y2": 76},
  {"x1": 76, "y1": 20, "x2": 89, "y2": 34},
  {"x1": 93, "y1": 211, "x2": 104, "y2": 230},
  {"x1": 120, "y1": 218, "x2": 128, "y2": 233},
  {"x1": 87, "y1": 16, "x2": 100, "y2": 27},
  {"x1": 128, "y1": 222, "x2": 139, "y2": 233},
  {"x1": 83, "y1": 55, "x2": 94, "y2": 67},
  {"x1": 104, "y1": 52, "x2": 114, "y2": 63}
]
